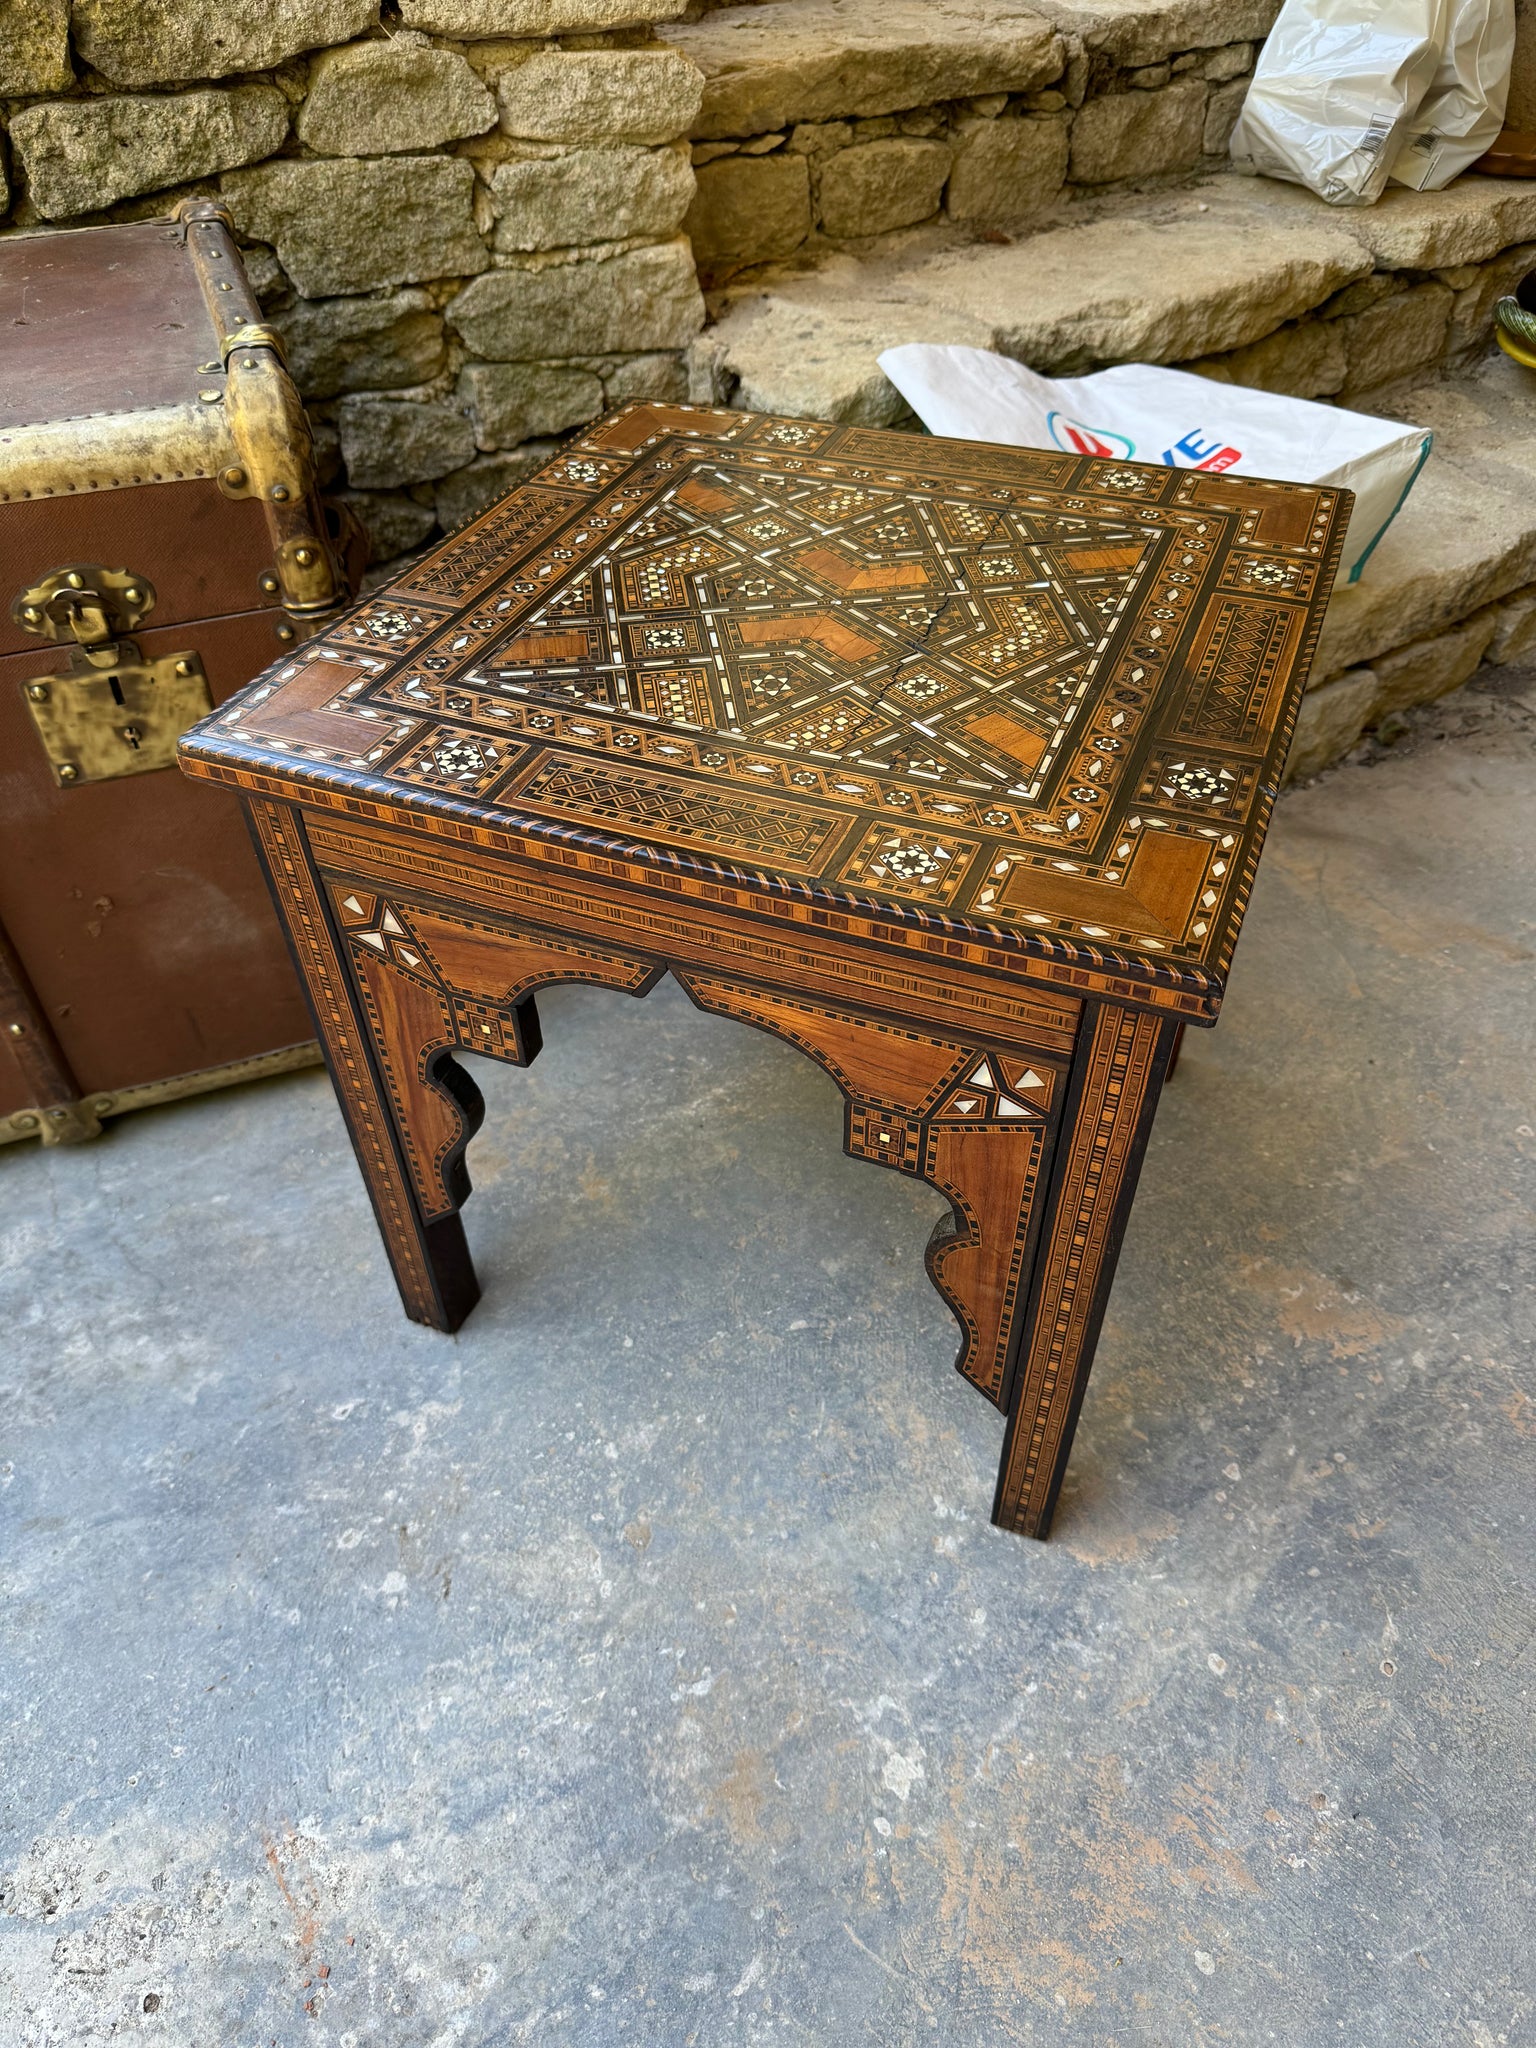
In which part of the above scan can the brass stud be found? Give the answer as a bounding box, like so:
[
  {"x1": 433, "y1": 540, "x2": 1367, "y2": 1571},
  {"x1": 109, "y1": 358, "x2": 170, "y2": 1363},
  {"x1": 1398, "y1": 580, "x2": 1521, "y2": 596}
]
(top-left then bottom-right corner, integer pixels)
[
  {"x1": 22, "y1": 605, "x2": 40, "y2": 622},
  {"x1": 57, "y1": 763, "x2": 79, "y2": 782},
  {"x1": 222, "y1": 465, "x2": 247, "y2": 490},
  {"x1": 270, "y1": 484, "x2": 290, "y2": 502},
  {"x1": 14, "y1": 1114, "x2": 37, "y2": 1131},
  {"x1": 275, "y1": 622, "x2": 296, "y2": 643},
  {"x1": 66, "y1": 571, "x2": 84, "y2": 589},
  {"x1": 258, "y1": 572, "x2": 280, "y2": 596},
  {"x1": 93, "y1": 1098, "x2": 114, "y2": 1116},
  {"x1": 199, "y1": 388, "x2": 222, "y2": 403},
  {"x1": 294, "y1": 546, "x2": 315, "y2": 567},
  {"x1": 27, "y1": 682, "x2": 49, "y2": 702},
  {"x1": 174, "y1": 659, "x2": 194, "y2": 677},
  {"x1": 123, "y1": 586, "x2": 142, "y2": 604},
  {"x1": 6, "y1": 1022, "x2": 24, "y2": 1037}
]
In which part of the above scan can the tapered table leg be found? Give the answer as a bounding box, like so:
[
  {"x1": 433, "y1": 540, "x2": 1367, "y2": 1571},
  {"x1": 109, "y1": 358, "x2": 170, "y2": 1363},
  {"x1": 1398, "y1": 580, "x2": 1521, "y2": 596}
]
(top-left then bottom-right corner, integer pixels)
[{"x1": 993, "y1": 1004, "x2": 1179, "y2": 1538}]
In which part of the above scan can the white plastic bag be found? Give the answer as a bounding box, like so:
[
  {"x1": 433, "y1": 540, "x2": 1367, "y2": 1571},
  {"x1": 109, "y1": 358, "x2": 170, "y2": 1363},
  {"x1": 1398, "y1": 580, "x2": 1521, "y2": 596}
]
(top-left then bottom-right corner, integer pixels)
[
  {"x1": 878, "y1": 345, "x2": 1432, "y2": 585},
  {"x1": 1229, "y1": 0, "x2": 1449, "y2": 205},
  {"x1": 1390, "y1": 0, "x2": 1513, "y2": 189}
]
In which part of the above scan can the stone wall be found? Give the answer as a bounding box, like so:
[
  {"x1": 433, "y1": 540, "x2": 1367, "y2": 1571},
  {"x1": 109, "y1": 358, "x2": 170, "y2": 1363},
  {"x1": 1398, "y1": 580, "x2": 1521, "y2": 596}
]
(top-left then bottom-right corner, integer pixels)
[
  {"x1": 667, "y1": 3, "x2": 1266, "y2": 282},
  {"x1": 0, "y1": 0, "x2": 707, "y2": 573}
]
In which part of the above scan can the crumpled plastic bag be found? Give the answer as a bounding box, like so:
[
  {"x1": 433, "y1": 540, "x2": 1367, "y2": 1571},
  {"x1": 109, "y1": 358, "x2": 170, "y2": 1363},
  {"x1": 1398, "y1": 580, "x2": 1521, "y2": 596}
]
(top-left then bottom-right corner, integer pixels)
[
  {"x1": 1389, "y1": 0, "x2": 1513, "y2": 188},
  {"x1": 878, "y1": 345, "x2": 1432, "y2": 584},
  {"x1": 1228, "y1": 0, "x2": 1510, "y2": 204}
]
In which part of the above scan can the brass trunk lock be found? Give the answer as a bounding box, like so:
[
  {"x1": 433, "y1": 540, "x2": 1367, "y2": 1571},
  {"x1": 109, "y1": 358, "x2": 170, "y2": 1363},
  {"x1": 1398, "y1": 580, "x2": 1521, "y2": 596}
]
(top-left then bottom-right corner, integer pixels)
[{"x1": 13, "y1": 563, "x2": 212, "y2": 789}]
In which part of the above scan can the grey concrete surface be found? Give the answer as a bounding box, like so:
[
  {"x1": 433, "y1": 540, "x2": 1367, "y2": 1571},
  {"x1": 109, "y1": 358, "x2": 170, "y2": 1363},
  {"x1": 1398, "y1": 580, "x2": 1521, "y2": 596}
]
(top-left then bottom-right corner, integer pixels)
[{"x1": 2, "y1": 673, "x2": 1533, "y2": 2048}]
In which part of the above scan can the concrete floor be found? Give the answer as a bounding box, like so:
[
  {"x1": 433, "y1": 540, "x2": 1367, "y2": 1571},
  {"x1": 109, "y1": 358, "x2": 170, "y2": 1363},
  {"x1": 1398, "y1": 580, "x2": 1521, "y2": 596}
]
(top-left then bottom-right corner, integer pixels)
[{"x1": 2, "y1": 672, "x2": 1533, "y2": 2048}]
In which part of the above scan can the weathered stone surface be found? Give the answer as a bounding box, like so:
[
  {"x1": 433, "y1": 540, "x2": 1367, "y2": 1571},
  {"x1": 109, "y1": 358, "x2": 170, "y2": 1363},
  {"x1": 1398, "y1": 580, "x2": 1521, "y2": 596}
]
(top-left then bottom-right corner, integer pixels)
[
  {"x1": 296, "y1": 39, "x2": 496, "y2": 157},
  {"x1": 687, "y1": 152, "x2": 810, "y2": 268},
  {"x1": 1284, "y1": 669, "x2": 1377, "y2": 782},
  {"x1": 222, "y1": 158, "x2": 487, "y2": 298},
  {"x1": 665, "y1": 0, "x2": 1064, "y2": 140},
  {"x1": 448, "y1": 239, "x2": 703, "y2": 359},
  {"x1": 602, "y1": 352, "x2": 688, "y2": 405},
  {"x1": 818, "y1": 138, "x2": 952, "y2": 237},
  {"x1": 945, "y1": 114, "x2": 1068, "y2": 221},
  {"x1": 1186, "y1": 318, "x2": 1346, "y2": 399},
  {"x1": 336, "y1": 489, "x2": 438, "y2": 567},
  {"x1": 1203, "y1": 42, "x2": 1253, "y2": 83},
  {"x1": 1338, "y1": 283, "x2": 1453, "y2": 399},
  {"x1": 709, "y1": 199, "x2": 1371, "y2": 419},
  {"x1": 436, "y1": 445, "x2": 560, "y2": 531},
  {"x1": 498, "y1": 50, "x2": 704, "y2": 147},
  {"x1": 1486, "y1": 584, "x2": 1536, "y2": 663},
  {"x1": 1203, "y1": 79, "x2": 1247, "y2": 156},
  {"x1": 14, "y1": 87, "x2": 288, "y2": 221},
  {"x1": 277, "y1": 291, "x2": 446, "y2": 401},
  {"x1": 1314, "y1": 363, "x2": 1536, "y2": 676},
  {"x1": 1069, "y1": 79, "x2": 1206, "y2": 183},
  {"x1": 337, "y1": 397, "x2": 477, "y2": 490},
  {"x1": 1371, "y1": 610, "x2": 1499, "y2": 716},
  {"x1": 400, "y1": 0, "x2": 686, "y2": 32},
  {"x1": 492, "y1": 144, "x2": 694, "y2": 253},
  {"x1": 0, "y1": 0, "x2": 70, "y2": 95},
  {"x1": 1217, "y1": 171, "x2": 1536, "y2": 272},
  {"x1": 72, "y1": 0, "x2": 376, "y2": 88},
  {"x1": 1027, "y1": 0, "x2": 1279, "y2": 68},
  {"x1": 458, "y1": 361, "x2": 604, "y2": 448}
]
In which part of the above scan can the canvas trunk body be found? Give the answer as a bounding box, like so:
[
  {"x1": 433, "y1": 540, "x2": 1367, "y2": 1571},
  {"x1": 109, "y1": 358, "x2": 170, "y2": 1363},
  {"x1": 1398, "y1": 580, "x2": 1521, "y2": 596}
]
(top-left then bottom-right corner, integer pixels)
[{"x1": 0, "y1": 202, "x2": 355, "y2": 1145}]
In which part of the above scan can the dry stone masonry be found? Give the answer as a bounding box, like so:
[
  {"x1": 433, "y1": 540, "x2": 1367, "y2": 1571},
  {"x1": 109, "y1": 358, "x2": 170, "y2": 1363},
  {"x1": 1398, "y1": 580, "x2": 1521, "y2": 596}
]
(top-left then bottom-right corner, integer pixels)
[
  {"x1": 0, "y1": 0, "x2": 706, "y2": 569},
  {"x1": 4, "y1": 0, "x2": 1536, "y2": 774}
]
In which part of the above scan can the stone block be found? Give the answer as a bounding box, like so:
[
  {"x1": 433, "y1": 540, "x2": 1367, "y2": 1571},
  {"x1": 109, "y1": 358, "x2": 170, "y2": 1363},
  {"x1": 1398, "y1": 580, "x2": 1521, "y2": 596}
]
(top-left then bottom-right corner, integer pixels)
[
  {"x1": 1069, "y1": 79, "x2": 1206, "y2": 183},
  {"x1": 1186, "y1": 319, "x2": 1346, "y2": 399},
  {"x1": 71, "y1": 0, "x2": 377, "y2": 88},
  {"x1": 1203, "y1": 43, "x2": 1252, "y2": 83},
  {"x1": 1203, "y1": 79, "x2": 1247, "y2": 157},
  {"x1": 492, "y1": 144, "x2": 694, "y2": 254},
  {"x1": 666, "y1": 0, "x2": 1064, "y2": 140},
  {"x1": 945, "y1": 115, "x2": 1068, "y2": 223},
  {"x1": 276, "y1": 291, "x2": 446, "y2": 402},
  {"x1": 335, "y1": 489, "x2": 438, "y2": 567},
  {"x1": 1026, "y1": 0, "x2": 1278, "y2": 69},
  {"x1": 788, "y1": 122, "x2": 853, "y2": 155},
  {"x1": 1338, "y1": 282, "x2": 1453, "y2": 399},
  {"x1": 296, "y1": 39, "x2": 496, "y2": 157},
  {"x1": 337, "y1": 396, "x2": 478, "y2": 490},
  {"x1": 602, "y1": 352, "x2": 688, "y2": 404},
  {"x1": 687, "y1": 152, "x2": 810, "y2": 267},
  {"x1": 818, "y1": 138, "x2": 952, "y2": 238},
  {"x1": 498, "y1": 50, "x2": 704, "y2": 147},
  {"x1": 1225, "y1": 169, "x2": 1536, "y2": 272},
  {"x1": 1283, "y1": 668, "x2": 1377, "y2": 781},
  {"x1": 1370, "y1": 611, "x2": 1499, "y2": 716},
  {"x1": 447, "y1": 238, "x2": 704, "y2": 359},
  {"x1": 223, "y1": 157, "x2": 488, "y2": 298},
  {"x1": 0, "y1": 0, "x2": 70, "y2": 95},
  {"x1": 458, "y1": 361, "x2": 604, "y2": 448},
  {"x1": 1485, "y1": 584, "x2": 1536, "y2": 664},
  {"x1": 707, "y1": 197, "x2": 1373, "y2": 420},
  {"x1": 13, "y1": 86, "x2": 289, "y2": 222},
  {"x1": 436, "y1": 445, "x2": 561, "y2": 531},
  {"x1": 400, "y1": 0, "x2": 686, "y2": 31}
]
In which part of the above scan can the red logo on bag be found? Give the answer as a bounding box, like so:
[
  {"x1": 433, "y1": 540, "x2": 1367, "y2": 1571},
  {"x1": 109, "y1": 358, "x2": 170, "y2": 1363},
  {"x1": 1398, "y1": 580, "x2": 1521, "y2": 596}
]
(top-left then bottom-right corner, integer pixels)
[{"x1": 1046, "y1": 412, "x2": 1136, "y2": 460}]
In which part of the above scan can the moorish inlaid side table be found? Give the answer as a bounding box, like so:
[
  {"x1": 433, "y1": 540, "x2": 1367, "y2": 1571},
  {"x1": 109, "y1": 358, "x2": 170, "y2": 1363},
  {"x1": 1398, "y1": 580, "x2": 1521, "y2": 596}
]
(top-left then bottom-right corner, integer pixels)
[{"x1": 179, "y1": 404, "x2": 1348, "y2": 1538}]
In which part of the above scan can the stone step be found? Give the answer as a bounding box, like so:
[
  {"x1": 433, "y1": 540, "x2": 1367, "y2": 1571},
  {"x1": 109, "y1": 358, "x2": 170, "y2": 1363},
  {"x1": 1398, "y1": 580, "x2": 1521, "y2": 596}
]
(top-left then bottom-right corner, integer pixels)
[
  {"x1": 1289, "y1": 353, "x2": 1536, "y2": 776},
  {"x1": 665, "y1": 0, "x2": 1276, "y2": 274},
  {"x1": 693, "y1": 170, "x2": 1536, "y2": 421}
]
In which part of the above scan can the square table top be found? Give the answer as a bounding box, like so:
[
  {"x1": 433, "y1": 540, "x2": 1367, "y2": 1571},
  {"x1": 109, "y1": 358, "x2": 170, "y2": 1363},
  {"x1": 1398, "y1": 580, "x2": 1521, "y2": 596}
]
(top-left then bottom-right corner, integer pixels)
[{"x1": 180, "y1": 402, "x2": 1350, "y2": 1011}]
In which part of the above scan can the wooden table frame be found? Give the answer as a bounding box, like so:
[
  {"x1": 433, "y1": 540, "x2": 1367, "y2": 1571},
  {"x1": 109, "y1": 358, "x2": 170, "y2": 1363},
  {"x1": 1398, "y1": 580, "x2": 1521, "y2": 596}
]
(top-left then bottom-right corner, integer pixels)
[{"x1": 183, "y1": 404, "x2": 1348, "y2": 1539}]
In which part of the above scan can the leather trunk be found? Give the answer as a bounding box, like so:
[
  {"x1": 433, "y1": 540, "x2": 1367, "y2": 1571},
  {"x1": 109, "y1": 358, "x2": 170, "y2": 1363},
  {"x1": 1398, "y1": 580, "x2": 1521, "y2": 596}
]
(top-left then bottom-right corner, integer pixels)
[{"x1": 0, "y1": 203, "x2": 356, "y2": 1146}]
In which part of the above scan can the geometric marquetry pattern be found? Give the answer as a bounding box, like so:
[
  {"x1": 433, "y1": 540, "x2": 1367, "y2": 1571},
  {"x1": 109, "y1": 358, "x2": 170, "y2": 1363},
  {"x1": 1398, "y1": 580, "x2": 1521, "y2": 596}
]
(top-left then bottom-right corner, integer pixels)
[{"x1": 185, "y1": 403, "x2": 1350, "y2": 999}]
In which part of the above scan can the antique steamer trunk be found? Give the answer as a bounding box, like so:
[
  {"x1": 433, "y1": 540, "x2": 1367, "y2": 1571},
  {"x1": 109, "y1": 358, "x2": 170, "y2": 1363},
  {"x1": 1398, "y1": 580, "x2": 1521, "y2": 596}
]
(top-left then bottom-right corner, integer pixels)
[{"x1": 0, "y1": 201, "x2": 353, "y2": 1145}]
